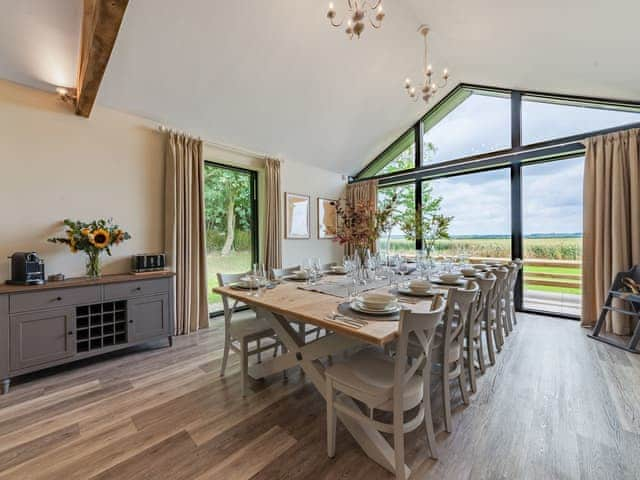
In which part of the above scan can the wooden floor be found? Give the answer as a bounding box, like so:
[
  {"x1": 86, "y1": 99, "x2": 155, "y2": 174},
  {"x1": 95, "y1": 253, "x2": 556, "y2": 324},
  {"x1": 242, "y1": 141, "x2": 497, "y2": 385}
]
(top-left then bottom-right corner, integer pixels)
[{"x1": 0, "y1": 313, "x2": 639, "y2": 479}]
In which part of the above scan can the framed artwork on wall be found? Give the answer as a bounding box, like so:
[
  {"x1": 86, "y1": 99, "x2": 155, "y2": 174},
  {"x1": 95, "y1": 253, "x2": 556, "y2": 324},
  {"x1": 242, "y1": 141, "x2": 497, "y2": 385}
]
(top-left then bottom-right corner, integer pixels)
[
  {"x1": 318, "y1": 197, "x2": 337, "y2": 239},
  {"x1": 285, "y1": 192, "x2": 310, "y2": 239}
]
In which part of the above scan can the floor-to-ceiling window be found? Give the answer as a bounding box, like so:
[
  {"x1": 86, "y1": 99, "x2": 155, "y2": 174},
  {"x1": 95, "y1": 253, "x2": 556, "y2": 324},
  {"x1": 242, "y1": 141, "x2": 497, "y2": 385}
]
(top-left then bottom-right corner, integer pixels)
[
  {"x1": 204, "y1": 162, "x2": 258, "y2": 314},
  {"x1": 522, "y1": 157, "x2": 584, "y2": 316},
  {"x1": 354, "y1": 84, "x2": 640, "y2": 318},
  {"x1": 377, "y1": 183, "x2": 415, "y2": 256}
]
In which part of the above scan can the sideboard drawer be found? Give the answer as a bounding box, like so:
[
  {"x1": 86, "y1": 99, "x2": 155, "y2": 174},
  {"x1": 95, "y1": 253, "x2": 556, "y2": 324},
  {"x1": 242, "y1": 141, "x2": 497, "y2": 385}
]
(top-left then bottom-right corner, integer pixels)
[
  {"x1": 103, "y1": 278, "x2": 170, "y2": 301},
  {"x1": 9, "y1": 286, "x2": 101, "y2": 314}
]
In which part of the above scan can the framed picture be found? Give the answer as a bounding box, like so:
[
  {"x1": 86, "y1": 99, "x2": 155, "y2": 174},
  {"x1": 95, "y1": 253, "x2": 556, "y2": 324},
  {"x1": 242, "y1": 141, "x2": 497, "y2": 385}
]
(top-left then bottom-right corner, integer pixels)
[
  {"x1": 285, "y1": 192, "x2": 310, "y2": 239},
  {"x1": 318, "y1": 197, "x2": 337, "y2": 239}
]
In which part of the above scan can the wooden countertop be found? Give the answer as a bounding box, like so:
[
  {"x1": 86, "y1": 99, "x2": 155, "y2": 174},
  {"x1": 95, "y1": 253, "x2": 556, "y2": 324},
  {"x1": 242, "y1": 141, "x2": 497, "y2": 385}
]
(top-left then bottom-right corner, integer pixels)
[{"x1": 0, "y1": 271, "x2": 175, "y2": 295}]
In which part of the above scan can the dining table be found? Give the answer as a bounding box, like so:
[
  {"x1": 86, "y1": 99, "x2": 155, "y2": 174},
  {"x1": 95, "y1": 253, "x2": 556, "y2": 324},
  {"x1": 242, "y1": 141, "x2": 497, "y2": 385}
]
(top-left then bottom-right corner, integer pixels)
[{"x1": 212, "y1": 272, "x2": 460, "y2": 477}]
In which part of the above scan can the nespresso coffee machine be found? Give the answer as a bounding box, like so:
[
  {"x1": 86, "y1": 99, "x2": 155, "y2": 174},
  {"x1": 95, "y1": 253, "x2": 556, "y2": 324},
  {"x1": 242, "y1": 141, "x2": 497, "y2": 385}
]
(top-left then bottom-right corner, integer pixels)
[{"x1": 6, "y1": 252, "x2": 46, "y2": 285}]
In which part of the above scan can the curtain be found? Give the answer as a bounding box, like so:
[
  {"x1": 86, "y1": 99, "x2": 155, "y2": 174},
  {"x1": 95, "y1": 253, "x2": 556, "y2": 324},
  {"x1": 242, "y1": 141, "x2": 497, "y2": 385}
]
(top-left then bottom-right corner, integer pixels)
[
  {"x1": 165, "y1": 132, "x2": 209, "y2": 335},
  {"x1": 581, "y1": 128, "x2": 640, "y2": 335},
  {"x1": 264, "y1": 158, "x2": 282, "y2": 275},
  {"x1": 344, "y1": 179, "x2": 378, "y2": 255}
]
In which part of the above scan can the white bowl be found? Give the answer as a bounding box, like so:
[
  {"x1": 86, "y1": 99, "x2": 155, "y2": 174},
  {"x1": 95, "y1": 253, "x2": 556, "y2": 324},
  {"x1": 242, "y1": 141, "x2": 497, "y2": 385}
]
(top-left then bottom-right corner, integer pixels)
[
  {"x1": 461, "y1": 268, "x2": 477, "y2": 276},
  {"x1": 358, "y1": 293, "x2": 397, "y2": 309},
  {"x1": 293, "y1": 270, "x2": 308, "y2": 279},
  {"x1": 439, "y1": 273, "x2": 462, "y2": 284},
  {"x1": 472, "y1": 264, "x2": 488, "y2": 270},
  {"x1": 409, "y1": 279, "x2": 431, "y2": 292}
]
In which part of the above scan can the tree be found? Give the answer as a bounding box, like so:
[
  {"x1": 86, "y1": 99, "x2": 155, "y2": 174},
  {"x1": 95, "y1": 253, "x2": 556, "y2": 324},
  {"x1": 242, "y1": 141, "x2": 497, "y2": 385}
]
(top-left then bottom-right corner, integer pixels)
[{"x1": 204, "y1": 166, "x2": 252, "y2": 255}]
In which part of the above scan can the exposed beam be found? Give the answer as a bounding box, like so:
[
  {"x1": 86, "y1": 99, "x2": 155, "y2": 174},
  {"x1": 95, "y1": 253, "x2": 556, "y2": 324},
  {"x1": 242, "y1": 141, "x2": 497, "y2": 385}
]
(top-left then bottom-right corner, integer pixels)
[{"x1": 75, "y1": 0, "x2": 128, "y2": 117}]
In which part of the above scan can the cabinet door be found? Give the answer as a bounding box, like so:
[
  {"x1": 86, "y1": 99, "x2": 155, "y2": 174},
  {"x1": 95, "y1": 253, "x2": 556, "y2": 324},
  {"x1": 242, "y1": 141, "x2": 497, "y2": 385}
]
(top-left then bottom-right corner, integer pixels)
[
  {"x1": 10, "y1": 307, "x2": 75, "y2": 371},
  {"x1": 128, "y1": 294, "x2": 169, "y2": 342}
]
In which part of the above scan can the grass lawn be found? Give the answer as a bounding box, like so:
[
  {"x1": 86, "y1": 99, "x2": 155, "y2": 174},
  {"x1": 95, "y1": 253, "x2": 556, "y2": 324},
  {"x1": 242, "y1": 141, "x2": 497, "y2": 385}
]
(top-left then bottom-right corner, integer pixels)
[{"x1": 207, "y1": 250, "x2": 252, "y2": 305}]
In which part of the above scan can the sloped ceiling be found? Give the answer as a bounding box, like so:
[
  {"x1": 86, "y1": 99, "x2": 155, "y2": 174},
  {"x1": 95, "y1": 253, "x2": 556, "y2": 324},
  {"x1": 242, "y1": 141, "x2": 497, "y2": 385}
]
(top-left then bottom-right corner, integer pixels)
[{"x1": 1, "y1": 1, "x2": 639, "y2": 174}]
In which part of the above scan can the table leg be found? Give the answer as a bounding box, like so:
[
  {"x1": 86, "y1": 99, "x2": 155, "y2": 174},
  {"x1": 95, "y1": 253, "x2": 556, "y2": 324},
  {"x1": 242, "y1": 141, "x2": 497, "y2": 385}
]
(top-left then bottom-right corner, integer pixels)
[{"x1": 256, "y1": 308, "x2": 410, "y2": 478}]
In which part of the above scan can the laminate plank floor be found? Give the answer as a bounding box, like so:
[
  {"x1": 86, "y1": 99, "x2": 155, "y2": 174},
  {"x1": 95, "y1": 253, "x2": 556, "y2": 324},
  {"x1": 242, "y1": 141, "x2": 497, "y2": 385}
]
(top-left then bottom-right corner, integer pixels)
[{"x1": 0, "y1": 313, "x2": 638, "y2": 479}]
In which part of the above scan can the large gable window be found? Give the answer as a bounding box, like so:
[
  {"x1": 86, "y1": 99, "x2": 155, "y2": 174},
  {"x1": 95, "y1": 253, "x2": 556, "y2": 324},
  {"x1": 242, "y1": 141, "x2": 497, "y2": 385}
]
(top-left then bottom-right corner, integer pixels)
[
  {"x1": 358, "y1": 129, "x2": 415, "y2": 179},
  {"x1": 422, "y1": 88, "x2": 511, "y2": 164}
]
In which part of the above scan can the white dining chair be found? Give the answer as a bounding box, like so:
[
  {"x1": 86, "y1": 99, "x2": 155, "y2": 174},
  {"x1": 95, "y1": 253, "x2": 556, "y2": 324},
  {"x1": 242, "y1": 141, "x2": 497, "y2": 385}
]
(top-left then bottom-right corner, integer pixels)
[
  {"x1": 325, "y1": 299, "x2": 446, "y2": 480},
  {"x1": 432, "y1": 282, "x2": 478, "y2": 433},
  {"x1": 466, "y1": 274, "x2": 496, "y2": 391},
  {"x1": 483, "y1": 267, "x2": 509, "y2": 364},
  {"x1": 217, "y1": 272, "x2": 280, "y2": 397}
]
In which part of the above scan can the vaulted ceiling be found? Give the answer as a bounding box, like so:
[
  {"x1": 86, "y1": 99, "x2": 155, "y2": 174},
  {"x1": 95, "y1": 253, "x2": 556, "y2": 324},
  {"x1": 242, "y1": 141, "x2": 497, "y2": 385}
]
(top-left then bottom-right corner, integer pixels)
[{"x1": 1, "y1": 0, "x2": 639, "y2": 174}]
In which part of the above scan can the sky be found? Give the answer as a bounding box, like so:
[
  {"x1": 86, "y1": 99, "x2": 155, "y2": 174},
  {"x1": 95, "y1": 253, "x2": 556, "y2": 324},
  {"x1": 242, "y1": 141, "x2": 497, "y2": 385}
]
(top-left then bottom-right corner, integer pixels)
[{"x1": 395, "y1": 92, "x2": 639, "y2": 237}]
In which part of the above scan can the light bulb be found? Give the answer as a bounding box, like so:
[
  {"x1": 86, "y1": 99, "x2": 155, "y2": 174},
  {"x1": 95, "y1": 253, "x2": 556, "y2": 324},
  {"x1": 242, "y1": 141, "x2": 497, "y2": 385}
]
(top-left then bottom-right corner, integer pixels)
[
  {"x1": 404, "y1": 77, "x2": 411, "y2": 88},
  {"x1": 443, "y1": 68, "x2": 449, "y2": 79},
  {"x1": 426, "y1": 64, "x2": 432, "y2": 74},
  {"x1": 328, "y1": 2, "x2": 334, "y2": 10}
]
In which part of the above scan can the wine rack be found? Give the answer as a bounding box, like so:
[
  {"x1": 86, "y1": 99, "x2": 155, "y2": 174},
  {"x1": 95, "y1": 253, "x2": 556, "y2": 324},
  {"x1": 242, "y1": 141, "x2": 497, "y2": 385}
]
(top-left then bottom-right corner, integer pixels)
[{"x1": 75, "y1": 300, "x2": 128, "y2": 353}]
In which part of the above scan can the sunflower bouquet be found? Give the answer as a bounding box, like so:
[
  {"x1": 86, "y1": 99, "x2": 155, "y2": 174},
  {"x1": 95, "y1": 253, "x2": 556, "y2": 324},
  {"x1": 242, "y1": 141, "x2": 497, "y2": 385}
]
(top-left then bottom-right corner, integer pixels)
[{"x1": 48, "y1": 219, "x2": 131, "y2": 278}]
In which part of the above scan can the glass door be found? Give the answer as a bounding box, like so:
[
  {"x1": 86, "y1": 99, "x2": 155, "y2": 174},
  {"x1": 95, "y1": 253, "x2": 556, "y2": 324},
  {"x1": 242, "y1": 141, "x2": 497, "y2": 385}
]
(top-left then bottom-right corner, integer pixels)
[
  {"x1": 521, "y1": 157, "x2": 584, "y2": 316},
  {"x1": 204, "y1": 162, "x2": 258, "y2": 315}
]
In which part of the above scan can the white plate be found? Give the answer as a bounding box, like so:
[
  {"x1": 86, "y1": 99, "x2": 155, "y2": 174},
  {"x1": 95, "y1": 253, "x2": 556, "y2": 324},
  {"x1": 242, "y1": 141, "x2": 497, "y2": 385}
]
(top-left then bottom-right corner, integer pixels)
[
  {"x1": 397, "y1": 287, "x2": 436, "y2": 297},
  {"x1": 432, "y1": 278, "x2": 465, "y2": 286},
  {"x1": 282, "y1": 274, "x2": 309, "y2": 281},
  {"x1": 350, "y1": 301, "x2": 400, "y2": 315}
]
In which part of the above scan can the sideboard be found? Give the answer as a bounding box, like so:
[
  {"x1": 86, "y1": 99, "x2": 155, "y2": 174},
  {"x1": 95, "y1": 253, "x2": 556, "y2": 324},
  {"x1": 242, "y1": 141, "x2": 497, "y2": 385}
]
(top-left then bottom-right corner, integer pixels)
[{"x1": 0, "y1": 271, "x2": 175, "y2": 394}]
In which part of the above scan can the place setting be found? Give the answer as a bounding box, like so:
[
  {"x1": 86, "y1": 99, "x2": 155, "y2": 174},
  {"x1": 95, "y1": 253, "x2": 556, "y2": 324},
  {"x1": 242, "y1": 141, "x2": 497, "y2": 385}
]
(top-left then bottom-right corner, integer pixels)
[{"x1": 430, "y1": 271, "x2": 467, "y2": 287}]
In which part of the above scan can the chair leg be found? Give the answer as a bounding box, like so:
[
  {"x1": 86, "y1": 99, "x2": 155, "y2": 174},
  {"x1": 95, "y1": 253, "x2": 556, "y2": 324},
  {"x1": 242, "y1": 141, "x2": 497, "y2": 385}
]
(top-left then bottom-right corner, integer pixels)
[
  {"x1": 240, "y1": 340, "x2": 249, "y2": 397},
  {"x1": 442, "y1": 367, "x2": 452, "y2": 433},
  {"x1": 494, "y1": 327, "x2": 502, "y2": 353},
  {"x1": 257, "y1": 338, "x2": 262, "y2": 363},
  {"x1": 511, "y1": 302, "x2": 517, "y2": 325},
  {"x1": 485, "y1": 328, "x2": 496, "y2": 366},
  {"x1": 477, "y1": 337, "x2": 486, "y2": 374},
  {"x1": 393, "y1": 409, "x2": 406, "y2": 480},
  {"x1": 326, "y1": 379, "x2": 336, "y2": 458},
  {"x1": 220, "y1": 333, "x2": 230, "y2": 377},
  {"x1": 423, "y1": 355, "x2": 438, "y2": 460},
  {"x1": 458, "y1": 364, "x2": 470, "y2": 405},
  {"x1": 467, "y1": 342, "x2": 477, "y2": 394}
]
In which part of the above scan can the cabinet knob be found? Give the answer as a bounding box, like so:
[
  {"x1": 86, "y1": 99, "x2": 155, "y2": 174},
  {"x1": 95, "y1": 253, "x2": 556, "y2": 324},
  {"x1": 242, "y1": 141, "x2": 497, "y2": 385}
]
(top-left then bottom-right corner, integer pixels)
[
  {"x1": 56, "y1": 296, "x2": 62, "y2": 301},
  {"x1": 68, "y1": 331, "x2": 73, "y2": 336},
  {"x1": 135, "y1": 287, "x2": 142, "y2": 291},
  {"x1": 129, "y1": 319, "x2": 134, "y2": 324}
]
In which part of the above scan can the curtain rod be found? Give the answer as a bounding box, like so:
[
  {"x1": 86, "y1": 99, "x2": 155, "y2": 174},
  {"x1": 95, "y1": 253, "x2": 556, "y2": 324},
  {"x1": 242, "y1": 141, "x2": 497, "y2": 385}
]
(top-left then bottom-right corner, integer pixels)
[{"x1": 157, "y1": 124, "x2": 281, "y2": 162}]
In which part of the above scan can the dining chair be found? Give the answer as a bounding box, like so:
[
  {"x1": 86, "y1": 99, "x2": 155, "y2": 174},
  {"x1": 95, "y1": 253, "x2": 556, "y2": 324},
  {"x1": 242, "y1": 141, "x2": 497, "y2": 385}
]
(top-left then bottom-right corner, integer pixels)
[
  {"x1": 217, "y1": 272, "x2": 280, "y2": 397},
  {"x1": 432, "y1": 282, "x2": 478, "y2": 433},
  {"x1": 508, "y1": 259, "x2": 523, "y2": 327},
  {"x1": 483, "y1": 267, "x2": 509, "y2": 364},
  {"x1": 502, "y1": 262, "x2": 521, "y2": 334},
  {"x1": 325, "y1": 299, "x2": 446, "y2": 480},
  {"x1": 466, "y1": 274, "x2": 496, "y2": 391}
]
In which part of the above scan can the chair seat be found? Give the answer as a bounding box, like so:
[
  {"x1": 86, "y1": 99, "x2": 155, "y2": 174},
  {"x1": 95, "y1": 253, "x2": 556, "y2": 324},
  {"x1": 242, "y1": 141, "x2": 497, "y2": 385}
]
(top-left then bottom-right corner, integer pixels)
[
  {"x1": 326, "y1": 347, "x2": 424, "y2": 411},
  {"x1": 229, "y1": 315, "x2": 274, "y2": 340}
]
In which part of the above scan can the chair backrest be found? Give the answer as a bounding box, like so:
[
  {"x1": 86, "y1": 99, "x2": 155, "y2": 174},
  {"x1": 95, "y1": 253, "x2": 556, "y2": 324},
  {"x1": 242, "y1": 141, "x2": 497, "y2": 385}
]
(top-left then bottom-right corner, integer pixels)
[
  {"x1": 393, "y1": 302, "x2": 447, "y2": 398},
  {"x1": 487, "y1": 267, "x2": 509, "y2": 311},
  {"x1": 443, "y1": 282, "x2": 479, "y2": 346},
  {"x1": 271, "y1": 265, "x2": 300, "y2": 280},
  {"x1": 216, "y1": 272, "x2": 247, "y2": 328},
  {"x1": 505, "y1": 263, "x2": 520, "y2": 294}
]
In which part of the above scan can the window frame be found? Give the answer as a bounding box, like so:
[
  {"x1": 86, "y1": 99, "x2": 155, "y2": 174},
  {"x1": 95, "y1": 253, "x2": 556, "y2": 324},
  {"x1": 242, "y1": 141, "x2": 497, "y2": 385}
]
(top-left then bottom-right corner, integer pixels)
[{"x1": 351, "y1": 84, "x2": 640, "y2": 320}]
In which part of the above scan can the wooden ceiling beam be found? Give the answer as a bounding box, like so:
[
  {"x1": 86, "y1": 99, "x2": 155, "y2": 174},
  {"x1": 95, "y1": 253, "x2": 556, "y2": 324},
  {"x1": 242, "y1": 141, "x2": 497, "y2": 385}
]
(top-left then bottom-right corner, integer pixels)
[{"x1": 75, "y1": 0, "x2": 128, "y2": 117}]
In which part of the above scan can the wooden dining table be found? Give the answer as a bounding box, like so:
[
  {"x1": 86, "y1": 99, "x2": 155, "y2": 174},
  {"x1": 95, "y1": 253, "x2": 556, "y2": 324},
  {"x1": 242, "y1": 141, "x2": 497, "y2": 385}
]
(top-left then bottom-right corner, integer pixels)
[{"x1": 213, "y1": 279, "x2": 442, "y2": 478}]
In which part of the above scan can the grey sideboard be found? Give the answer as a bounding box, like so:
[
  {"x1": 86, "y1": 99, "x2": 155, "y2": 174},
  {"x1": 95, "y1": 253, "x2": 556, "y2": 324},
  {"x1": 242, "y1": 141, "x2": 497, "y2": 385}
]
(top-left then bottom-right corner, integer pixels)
[{"x1": 0, "y1": 271, "x2": 175, "y2": 394}]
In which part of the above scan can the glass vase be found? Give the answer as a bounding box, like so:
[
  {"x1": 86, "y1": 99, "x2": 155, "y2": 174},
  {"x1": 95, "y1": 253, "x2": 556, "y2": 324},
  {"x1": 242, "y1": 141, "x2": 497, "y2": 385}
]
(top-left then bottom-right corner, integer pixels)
[{"x1": 86, "y1": 252, "x2": 102, "y2": 278}]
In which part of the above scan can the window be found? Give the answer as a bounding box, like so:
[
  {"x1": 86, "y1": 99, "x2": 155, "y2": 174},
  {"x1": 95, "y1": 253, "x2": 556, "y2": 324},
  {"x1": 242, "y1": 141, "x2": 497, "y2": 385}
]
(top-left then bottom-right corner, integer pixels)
[
  {"x1": 424, "y1": 169, "x2": 511, "y2": 259},
  {"x1": 358, "y1": 129, "x2": 415, "y2": 178},
  {"x1": 522, "y1": 96, "x2": 640, "y2": 145},
  {"x1": 522, "y1": 157, "x2": 584, "y2": 315},
  {"x1": 422, "y1": 89, "x2": 511, "y2": 164},
  {"x1": 204, "y1": 163, "x2": 258, "y2": 315},
  {"x1": 377, "y1": 183, "x2": 415, "y2": 256}
]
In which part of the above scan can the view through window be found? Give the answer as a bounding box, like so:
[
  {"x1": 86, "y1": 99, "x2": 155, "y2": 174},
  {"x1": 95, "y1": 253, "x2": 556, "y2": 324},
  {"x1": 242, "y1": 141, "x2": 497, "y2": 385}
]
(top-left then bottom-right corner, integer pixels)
[
  {"x1": 377, "y1": 183, "x2": 415, "y2": 256},
  {"x1": 204, "y1": 163, "x2": 257, "y2": 314},
  {"x1": 522, "y1": 157, "x2": 584, "y2": 315}
]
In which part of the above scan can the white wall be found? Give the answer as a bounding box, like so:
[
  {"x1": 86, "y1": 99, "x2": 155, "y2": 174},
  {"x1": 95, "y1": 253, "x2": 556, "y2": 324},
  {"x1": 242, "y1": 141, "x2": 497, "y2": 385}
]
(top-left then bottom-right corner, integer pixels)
[
  {"x1": 0, "y1": 79, "x2": 165, "y2": 281},
  {"x1": 0, "y1": 79, "x2": 345, "y2": 282}
]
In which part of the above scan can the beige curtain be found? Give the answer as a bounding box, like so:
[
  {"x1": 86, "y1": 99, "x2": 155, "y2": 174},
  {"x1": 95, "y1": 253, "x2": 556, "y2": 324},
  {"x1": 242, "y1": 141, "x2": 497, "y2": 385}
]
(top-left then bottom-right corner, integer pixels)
[
  {"x1": 581, "y1": 128, "x2": 640, "y2": 335},
  {"x1": 264, "y1": 158, "x2": 282, "y2": 275},
  {"x1": 344, "y1": 179, "x2": 378, "y2": 255},
  {"x1": 165, "y1": 132, "x2": 209, "y2": 335}
]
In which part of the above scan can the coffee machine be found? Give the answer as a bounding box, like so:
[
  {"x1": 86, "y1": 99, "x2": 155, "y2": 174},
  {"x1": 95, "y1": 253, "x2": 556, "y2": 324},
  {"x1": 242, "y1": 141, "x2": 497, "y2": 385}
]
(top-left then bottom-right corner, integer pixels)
[{"x1": 6, "y1": 252, "x2": 46, "y2": 285}]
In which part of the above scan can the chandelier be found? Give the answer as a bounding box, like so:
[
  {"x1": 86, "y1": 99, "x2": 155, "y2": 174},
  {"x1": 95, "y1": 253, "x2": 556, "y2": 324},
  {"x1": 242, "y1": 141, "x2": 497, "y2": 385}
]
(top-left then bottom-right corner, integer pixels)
[
  {"x1": 404, "y1": 26, "x2": 449, "y2": 104},
  {"x1": 326, "y1": 1, "x2": 385, "y2": 39}
]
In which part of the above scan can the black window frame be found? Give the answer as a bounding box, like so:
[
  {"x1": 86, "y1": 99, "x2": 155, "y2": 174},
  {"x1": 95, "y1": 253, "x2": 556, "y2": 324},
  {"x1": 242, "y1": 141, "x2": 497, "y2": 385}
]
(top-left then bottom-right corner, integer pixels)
[
  {"x1": 352, "y1": 83, "x2": 640, "y2": 320},
  {"x1": 204, "y1": 161, "x2": 259, "y2": 318}
]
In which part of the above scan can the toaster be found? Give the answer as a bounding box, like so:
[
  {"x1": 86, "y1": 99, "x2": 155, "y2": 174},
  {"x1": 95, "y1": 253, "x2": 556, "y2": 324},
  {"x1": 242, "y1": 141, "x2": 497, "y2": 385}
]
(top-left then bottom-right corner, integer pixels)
[{"x1": 131, "y1": 253, "x2": 166, "y2": 273}]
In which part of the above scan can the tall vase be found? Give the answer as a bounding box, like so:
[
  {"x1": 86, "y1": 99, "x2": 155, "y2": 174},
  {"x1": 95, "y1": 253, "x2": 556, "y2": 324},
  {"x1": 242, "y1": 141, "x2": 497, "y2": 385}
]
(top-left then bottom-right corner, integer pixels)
[
  {"x1": 86, "y1": 251, "x2": 102, "y2": 278},
  {"x1": 354, "y1": 246, "x2": 370, "y2": 285}
]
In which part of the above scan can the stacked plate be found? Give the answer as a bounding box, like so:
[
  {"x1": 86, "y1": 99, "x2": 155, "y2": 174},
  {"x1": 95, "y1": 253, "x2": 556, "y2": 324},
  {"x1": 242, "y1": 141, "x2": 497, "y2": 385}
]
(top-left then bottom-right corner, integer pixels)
[
  {"x1": 398, "y1": 279, "x2": 434, "y2": 297},
  {"x1": 350, "y1": 293, "x2": 400, "y2": 315}
]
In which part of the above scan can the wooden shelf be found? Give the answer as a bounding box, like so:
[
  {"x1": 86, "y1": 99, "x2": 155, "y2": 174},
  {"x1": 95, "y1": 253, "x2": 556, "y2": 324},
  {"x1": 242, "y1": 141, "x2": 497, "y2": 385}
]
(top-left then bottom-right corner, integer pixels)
[{"x1": 76, "y1": 300, "x2": 129, "y2": 353}]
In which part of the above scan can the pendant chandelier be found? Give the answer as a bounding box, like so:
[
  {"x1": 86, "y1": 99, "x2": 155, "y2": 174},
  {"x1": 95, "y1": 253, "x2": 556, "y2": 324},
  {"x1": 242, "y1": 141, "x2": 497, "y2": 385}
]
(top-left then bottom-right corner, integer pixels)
[
  {"x1": 404, "y1": 26, "x2": 450, "y2": 104},
  {"x1": 326, "y1": 1, "x2": 385, "y2": 39}
]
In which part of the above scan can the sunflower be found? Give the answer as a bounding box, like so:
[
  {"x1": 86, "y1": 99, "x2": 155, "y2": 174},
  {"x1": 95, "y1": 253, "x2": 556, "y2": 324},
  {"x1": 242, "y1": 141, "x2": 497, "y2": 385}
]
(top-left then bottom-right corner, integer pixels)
[
  {"x1": 81, "y1": 228, "x2": 90, "y2": 236},
  {"x1": 90, "y1": 229, "x2": 111, "y2": 249},
  {"x1": 69, "y1": 239, "x2": 78, "y2": 253}
]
